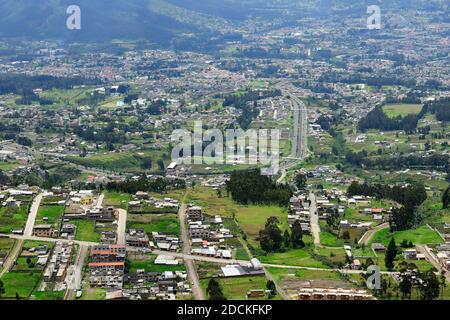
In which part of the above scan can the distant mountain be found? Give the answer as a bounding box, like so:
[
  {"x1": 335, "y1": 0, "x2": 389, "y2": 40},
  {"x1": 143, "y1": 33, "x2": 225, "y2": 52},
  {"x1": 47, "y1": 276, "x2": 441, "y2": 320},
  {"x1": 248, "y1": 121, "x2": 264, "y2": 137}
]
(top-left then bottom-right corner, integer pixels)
[{"x1": 0, "y1": 0, "x2": 446, "y2": 48}]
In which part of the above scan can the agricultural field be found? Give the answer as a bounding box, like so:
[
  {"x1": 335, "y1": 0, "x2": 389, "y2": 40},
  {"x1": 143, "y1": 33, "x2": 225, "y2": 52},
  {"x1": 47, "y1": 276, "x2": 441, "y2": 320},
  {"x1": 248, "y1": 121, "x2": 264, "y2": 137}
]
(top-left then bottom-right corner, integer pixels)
[
  {"x1": 0, "y1": 238, "x2": 15, "y2": 262},
  {"x1": 0, "y1": 205, "x2": 29, "y2": 233},
  {"x1": 267, "y1": 268, "x2": 356, "y2": 296},
  {"x1": 200, "y1": 275, "x2": 275, "y2": 300}
]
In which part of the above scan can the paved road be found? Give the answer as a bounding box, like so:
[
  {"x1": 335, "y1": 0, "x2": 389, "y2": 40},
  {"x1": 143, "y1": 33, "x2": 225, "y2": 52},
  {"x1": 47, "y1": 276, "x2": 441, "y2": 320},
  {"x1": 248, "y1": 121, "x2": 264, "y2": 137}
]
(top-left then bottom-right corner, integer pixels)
[
  {"x1": 359, "y1": 223, "x2": 389, "y2": 245},
  {"x1": 65, "y1": 244, "x2": 89, "y2": 300},
  {"x1": 178, "y1": 203, "x2": 205, "y2": 300},
  {"x1": 309, "y1": 193, "x2": 321, "y2": 246},
  {"x1": 24, "y1": 193, "x2": 44, "y2": 237},
  {"x1": 116, "y1": 209, "x2": 127, "y2": 245},
  {"x1": 1, "y1": 233, "x2": 99, "y2": 247},
  {"x1": 95, "y1": 194, "x2": 105, "y2": 209}
]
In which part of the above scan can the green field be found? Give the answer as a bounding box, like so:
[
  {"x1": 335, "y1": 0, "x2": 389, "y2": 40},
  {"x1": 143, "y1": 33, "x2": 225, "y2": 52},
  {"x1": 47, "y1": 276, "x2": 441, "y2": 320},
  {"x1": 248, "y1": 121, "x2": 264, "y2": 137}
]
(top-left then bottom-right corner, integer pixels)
[
  {"x1": 127, "y1": 214, "x2": 180, "y2": 235},
  {"x1": 103, "y1": 192, "x2": 131, "y2": 210},
  {"x1": 68, "y1": 219, "x2": 101, "y2": 242},
  {"x1": 0, "y1": 272, "x2": 42, "y2": 299},
  {"x1": 258, "y1": 248, "x2": 329, "y2": 269},
  {"x1": 0, "y1": 161, "x2": 21, "y2": 172},
  {"x1": 382, "y1": 104, "x2": 423, "y2": 118},
  {"x1": 370, "y1": 225, "x2": 444, "y2": 246},
  {"x1": 186, "y1": 187, "x2": 288, "y2": 247},
  {"x1": 0, "y1": 238, "x2": 15, "y2": 260},
  {"x1": 0, "y1": 205, "x2": 29, "y2": 233},
  {"x1": 235, "y1": 206, "x2": 288, "y2": 247},
  {"x1": 35, "y1": 205, "x2": 65, "y2": 229},
  {"x1": 200, "y1": 275, "x2": 272, "y2": 300},
  {"x1": 127, "y1": 254, "x2": 186, "y2": 273}
]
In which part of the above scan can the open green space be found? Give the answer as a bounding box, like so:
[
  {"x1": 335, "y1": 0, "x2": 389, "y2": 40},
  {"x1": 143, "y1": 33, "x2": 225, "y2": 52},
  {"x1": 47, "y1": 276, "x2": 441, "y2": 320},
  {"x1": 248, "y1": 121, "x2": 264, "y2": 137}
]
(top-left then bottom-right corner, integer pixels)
[
  {"x1": 127, "y1": 213, "x2": 180, "y2": 235},
  {"x1": 382, "y1": 104, "x2": 423, "y2": 118},
  {"x1": 0, "y1": 272, "x2": 42, "y2": 299},
  {"x1": 258, "y1": 248, "x2": 329, "y2": 269},
  {"x1": 127, "y1": 254, "x2": 186, "y2": 273},
  {"x1": 35, "y1": 205, "x2": 64, "y2": 229},
  {"x1": 67, "y1": 219, "x2": 101, "y2": 242},
  {"x1": 103, "y1": 192, "x2": 131, "y2": 210},
  {"x1": 0, "y1": 205, "x2": 29, "y2": 233},
  {"x1": 200, "y1": 275, "x2": 274, "y2": 300},
  {"x1": 370, "y1": 225, "x2": 444, "y2": 246}
]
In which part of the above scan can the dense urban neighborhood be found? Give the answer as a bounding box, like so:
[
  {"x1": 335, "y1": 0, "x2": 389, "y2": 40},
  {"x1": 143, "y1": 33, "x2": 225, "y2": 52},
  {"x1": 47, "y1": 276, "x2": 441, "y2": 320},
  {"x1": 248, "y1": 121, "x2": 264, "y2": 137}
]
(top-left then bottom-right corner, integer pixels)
[{"x1": 0, "y1": 0, "x2": 449, "y2": 302}]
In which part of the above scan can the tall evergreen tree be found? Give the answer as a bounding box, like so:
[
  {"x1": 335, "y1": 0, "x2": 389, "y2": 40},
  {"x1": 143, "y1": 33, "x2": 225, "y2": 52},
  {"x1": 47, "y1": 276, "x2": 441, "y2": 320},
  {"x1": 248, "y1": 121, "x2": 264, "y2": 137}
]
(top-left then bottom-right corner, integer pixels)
[
  {"x1": 442, "y1": 186, "x2": 450, "y2": 209},
  {"x1": 207, "y1": 279, "x2": 226, "y2": 300},
  {"x1": 385, "y1": 238, "x2": 397, "y2": 271}
]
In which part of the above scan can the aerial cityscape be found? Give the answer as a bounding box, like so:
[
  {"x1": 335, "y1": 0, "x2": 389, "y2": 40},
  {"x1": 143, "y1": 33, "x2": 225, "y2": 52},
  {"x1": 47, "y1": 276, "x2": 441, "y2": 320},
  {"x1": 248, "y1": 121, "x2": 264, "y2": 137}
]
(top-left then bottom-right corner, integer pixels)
[{"x1": 0, "y1": 0, "x2": 449, "y2": 304}]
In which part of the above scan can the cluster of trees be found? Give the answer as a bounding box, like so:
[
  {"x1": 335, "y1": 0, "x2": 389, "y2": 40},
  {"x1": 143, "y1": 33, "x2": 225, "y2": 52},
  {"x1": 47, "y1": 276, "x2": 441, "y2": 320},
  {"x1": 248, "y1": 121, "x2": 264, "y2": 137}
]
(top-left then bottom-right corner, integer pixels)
[
  {"x1": 348, "y1": 182, "x2": 427, "y2": 230},
  {"x1": 427, "y1": 97, "x2": 450, "y2": 121},
  {"x1": 206, "y1": 279, "x2": 226, "y2": 300},
  {"x1": 347, "y1": 182, "x2": 427, "y2": 209},
  {"x1": 74, "y1": 125, "x2": 127, "y2": 145},
  {"x1": 106, "y1": 175, "x2": 186, "y2": 194},
  {"x1": 397, "y1": 263, "x2": 443, "y2": 300},
  {"x1": 345, "y1": 152, "x2": 449, "y2": 172},
  {"x1": 259, "y1": 217, "x2": 304, "y2": 253},
  {"x1": 358, "y1": 105, "x2": 425, "y2": 132},
  {"x1": 226, "y1": 169, "x2": 292, "y2": 206},
  {"x1": 147, "y1": 99, "x2": 168, "y2": 115},
  {"x1": 0, "y1": 74, "x2": 98, "y2": 95},
  {"x1": 294, "y1": 173, "x2": 307, "y2": 190}
]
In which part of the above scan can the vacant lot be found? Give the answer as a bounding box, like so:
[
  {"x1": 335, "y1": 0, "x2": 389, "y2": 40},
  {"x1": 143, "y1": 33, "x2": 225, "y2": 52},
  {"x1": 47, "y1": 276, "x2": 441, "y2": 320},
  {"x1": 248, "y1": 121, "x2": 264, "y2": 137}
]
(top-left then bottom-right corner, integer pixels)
[
  {"x1": 0, "y1": 205, "x2": 29, "y2": 233},
  {"x1": 259, "y1": 248, "x2": 329, "y2": 269},
  {"x1": 1, "y1": 271, "x2": 42, "y2": 299},
  {"x1": 35, "y1": 205, "x2": 64, "y2": 229},
  {"x1": 67, "y1": 219, "x2": 101, "y2": 243},
  {"x1": 127, "y1": 213, "x2": 180, "y2": 235},
  {"x1": 127, "y1": 254, "x2": 186, "y2": 273},
  {"x1": 103, "y1": 192, "x2": 131, "y2": 210}
]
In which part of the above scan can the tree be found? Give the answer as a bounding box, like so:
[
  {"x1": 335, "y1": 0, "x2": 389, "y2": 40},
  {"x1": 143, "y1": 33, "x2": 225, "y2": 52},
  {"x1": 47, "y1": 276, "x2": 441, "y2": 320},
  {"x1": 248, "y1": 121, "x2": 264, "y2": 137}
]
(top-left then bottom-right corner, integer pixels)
[
  {"x1": 266, "y1": 280, "x2": 277, "y2": 298},
  {"x1": 207, "y1": 279, "x2": 226, "y2": 300},
  {"x1": 342, "y1": 231, "x2": 350, "y2": 242},
  {"x1": 399, "y1": 275, "x2": 412, "y2": 299},
  {"x1": 442, "y1": 186, "x2": 450, "y2": 209},
  {"x1": 290, "y1": 220, "x2": 304, "y2": 248},
  {"x1": 283, "y1": 229, "x2": 291, "y2": 248},
  {"x1": 295, "y1": 173, "x2": 307, "y2": 190},
  {"x1": 419, "y1": 270, "x2": 440, "y2": 300},
  {"x1": 385, "y1": 238, "x2": 397, "y2": 271},
  {"x1": 259, "y1": 217, "x2": 283, "y2": 252}
]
